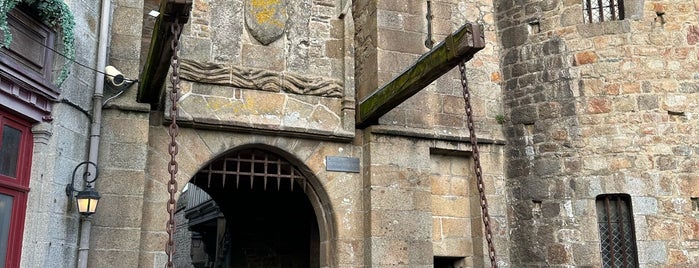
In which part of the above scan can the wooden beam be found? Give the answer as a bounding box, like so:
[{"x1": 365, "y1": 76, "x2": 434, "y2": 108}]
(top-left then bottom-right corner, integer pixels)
[
  {"x1": 137, "y1": 0, "x2": 192, "y2": 106},
  {"x1": 356, "y1": 23, "x2": 485, "y2": 128}
]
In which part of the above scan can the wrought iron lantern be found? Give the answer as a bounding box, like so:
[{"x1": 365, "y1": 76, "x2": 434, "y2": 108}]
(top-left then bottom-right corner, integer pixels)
[{"x1": 65, "y1": 161, "x2": 101, "y2": 216}]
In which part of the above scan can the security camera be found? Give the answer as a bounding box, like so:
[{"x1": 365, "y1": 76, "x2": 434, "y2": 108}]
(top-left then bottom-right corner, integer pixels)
[{"x1": 105, "y1": 66, "x2": 125, "y2": 87}]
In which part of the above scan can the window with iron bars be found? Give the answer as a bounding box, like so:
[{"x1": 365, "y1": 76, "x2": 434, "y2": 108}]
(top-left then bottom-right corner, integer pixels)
[
  {"x1": 596, "y1": 194, "x2": 639, "y2": 268},
  {"x1": 583, "y1": 0, "x2": 625, "y2": 23}
]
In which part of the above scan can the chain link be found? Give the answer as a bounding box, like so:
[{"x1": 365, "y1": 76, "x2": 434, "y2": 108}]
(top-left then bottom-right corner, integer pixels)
[
  {"x1": 459, "y1": 61, "x2": 498, "y2": 267},
  {"x1": 165, "y1": 20, "x2": 181, "y2": 268}
]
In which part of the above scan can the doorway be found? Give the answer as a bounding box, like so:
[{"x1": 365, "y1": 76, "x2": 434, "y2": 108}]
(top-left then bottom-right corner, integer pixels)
[{"x1": 176, "y1": 148, "x2": 321, "y2": 268}]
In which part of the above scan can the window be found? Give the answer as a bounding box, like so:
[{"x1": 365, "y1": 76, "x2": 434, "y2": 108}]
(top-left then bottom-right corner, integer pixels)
[
  {"x1": 0, "y1": 110, "x2": 33, "y2": 268},
  {"x1": 596, "y1": 194, "x2": 639, "y2": 268},
  {"x1": 583, "y1": 0, "x2": 625, "y2": 23}
]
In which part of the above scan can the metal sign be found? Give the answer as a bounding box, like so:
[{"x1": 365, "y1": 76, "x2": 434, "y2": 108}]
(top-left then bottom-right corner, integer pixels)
[{"x1": 326, "y1": 156, "x2": 360, "y2": 173}]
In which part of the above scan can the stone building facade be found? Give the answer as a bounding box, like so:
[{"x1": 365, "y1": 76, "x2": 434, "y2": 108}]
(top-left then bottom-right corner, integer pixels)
[
  {"x1": 1, "y1": 0, "x2": 697, "y2": 267},
  {"x1": 498, "y1": 0, "x2": 699, "y2": 266},
  {"x1": 0, "y1": 1, "x2": 102, "y2": 267}
]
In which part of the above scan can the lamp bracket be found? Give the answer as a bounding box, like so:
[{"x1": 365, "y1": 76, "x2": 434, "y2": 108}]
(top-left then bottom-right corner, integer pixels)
[{"x1": 65, "y1": 161, "x2": 99, "y2": 197}]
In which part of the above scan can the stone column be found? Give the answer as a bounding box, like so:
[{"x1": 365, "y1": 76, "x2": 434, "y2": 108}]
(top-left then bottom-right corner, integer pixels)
[
  {"x1": 362, "y1": 132, "x2": 433, "y2": 267},
  {"x1": 87, "y1": 0, "x2": 150, "y2": 266},
  {"x1": 88, "y1": 109, "x2": 150, "y2": 267}
]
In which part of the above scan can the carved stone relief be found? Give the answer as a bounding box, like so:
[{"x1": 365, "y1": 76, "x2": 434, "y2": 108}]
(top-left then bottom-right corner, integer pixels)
[{"x1": 180, "y1": 59, "x2": 343, "y2": 98}]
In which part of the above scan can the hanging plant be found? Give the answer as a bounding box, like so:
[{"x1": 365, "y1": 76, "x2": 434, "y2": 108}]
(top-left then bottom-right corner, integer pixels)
[{"x1": 1, "y1": 0, "x2": 75, "y2": 85}]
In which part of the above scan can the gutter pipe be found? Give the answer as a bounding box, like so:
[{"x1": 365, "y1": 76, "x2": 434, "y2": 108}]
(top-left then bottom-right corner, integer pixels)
[{"x1": 77, "y1": 0, "x2": 111, "y2": 267}]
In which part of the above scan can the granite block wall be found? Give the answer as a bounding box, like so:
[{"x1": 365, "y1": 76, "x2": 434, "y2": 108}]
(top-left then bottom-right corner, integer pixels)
[
  {"x1": 496, "y1": 0, "x2": 699, "y2": 266},
  {"x1": 19, "y1": 0, "x2": 101, "y2": 267}
]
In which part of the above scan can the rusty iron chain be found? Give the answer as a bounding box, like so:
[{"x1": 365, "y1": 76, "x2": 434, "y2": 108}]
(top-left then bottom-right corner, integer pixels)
[
  {"x1": 165, "y1": 20, "x2": 181, "y2": 268},
  {"x1": 459, "y1": 61, "x2": 498, "y2": 267}
]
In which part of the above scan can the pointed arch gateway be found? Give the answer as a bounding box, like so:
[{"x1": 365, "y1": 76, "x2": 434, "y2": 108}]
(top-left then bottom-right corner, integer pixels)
[{"x1": 180, "y1": 145, "x2": 334, "y2": 267}]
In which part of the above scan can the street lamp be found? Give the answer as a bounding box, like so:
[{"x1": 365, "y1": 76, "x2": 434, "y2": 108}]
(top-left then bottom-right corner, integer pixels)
[{"x1": 66, "y1": 161, "x2": 101, "y2": 216}]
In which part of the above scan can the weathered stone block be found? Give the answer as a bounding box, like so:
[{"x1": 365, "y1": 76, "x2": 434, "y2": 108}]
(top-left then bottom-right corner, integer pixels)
[
  {"x1": 586, "y1": 97, "x2": 612, "y2": 114},
  {"x1": 370, "y1": 210, "x2": 432, "y2": 239},
  {"x1": 88, "y1": 249, "x2": 139, "y2": 268},
  {"x1": 369, "y1": 238, "x2": 410, "y2": 265},
  {"x1": 541, "y1": 202, "x2": 560, "y2": 218},
  {"x1": 547, "y1": 243, "x2": 570, "y2": 264},
  {"x1": 510, "y1": 105, "x2": 538, "y2": 125},
  {"x1": 574, "y1": 51, "x2": 598, "y2": 66},
  {"x1": 520, "y1": 177, "x2": 550, "y2": 200},
  {"x1": 533, "y1": 158, "x2": 562, "y2": 177},
  {"x1": 241, "y1": 44, "x2": 285, "y2": 71},
  {"x1": 638, "y1": 241, "x2": 668, "y2": 264},
  {"x1": 633, "y1": 196, "x2": 659, "y2": 215},
  {"x1": 431, "y1": 195, "x2": 470, "y2": 217},
  {"x1": 377, "y1": 29, "x2": 426, "y2": 55},
  {"x1": 431, "y1": 175, "x2": 450, "y2": 196},
  {"x1": 638, "y1": 95, "x2": 659, "y2": 110},
  {"x1": 440, "y1": 217, "x2": 470, "y2": 238},
  {"x1": 679, "y1": 82, "x2": 699, "y2": 93},
  {"x1": 501, "y1": 25, "x2": 529, "y2": 49},
  {"x1": 91, "y1": 227, "x2": 141, "y2": 250}
]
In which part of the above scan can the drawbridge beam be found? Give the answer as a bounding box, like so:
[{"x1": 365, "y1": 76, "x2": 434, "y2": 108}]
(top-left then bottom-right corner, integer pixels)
[
  {"x1": 137, "y1": 0, "x2": 192, "y2": 106},
  {"x1": 356, "y1": 23, "x2": 485, "y2": 128}
]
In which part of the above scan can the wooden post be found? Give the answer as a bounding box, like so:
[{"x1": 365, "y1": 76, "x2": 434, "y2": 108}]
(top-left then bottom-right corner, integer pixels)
[{"x1": 356, "y1": 23, "x2": 485, "y2": 128}]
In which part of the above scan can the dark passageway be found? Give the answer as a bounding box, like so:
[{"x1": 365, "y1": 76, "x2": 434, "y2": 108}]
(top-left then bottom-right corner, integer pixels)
[{"x1": 179, "y1": 148, "x2": 320, "y2": 268}]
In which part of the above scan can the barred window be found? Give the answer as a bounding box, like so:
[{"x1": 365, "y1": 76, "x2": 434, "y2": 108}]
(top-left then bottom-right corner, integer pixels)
[
  {"x1": 596, "y1": 194, "x2": 639, "y2": 268},
  {"x1": 583, "y1": 0, "x2": 625, "y2": 23}
]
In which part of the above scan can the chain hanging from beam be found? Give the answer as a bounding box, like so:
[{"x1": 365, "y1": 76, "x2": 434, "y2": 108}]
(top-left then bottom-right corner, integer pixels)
[
  {"x1": 425, "y1": 0, "x2": 434, "y2": 49},
  {"x1": 165, "y1": 19, "x2": 182, "y2": 268},
  {"x1": 459, "y1": 61, "x2": 498, "y2": 267}
]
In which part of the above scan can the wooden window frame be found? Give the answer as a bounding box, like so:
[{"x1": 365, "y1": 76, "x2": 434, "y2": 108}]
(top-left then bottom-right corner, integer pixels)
[{"x1": 0, "y1": 110, "x2": 33, "y2": 268}]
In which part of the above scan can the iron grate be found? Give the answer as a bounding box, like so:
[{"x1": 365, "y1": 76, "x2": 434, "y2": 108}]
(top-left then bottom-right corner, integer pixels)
[
  {"x1": 583, "y1": 0, "x2": 625, "y2": 23},
  {"x1": 194, "y1": 149, "x2": 306, "y2": 192},
  {"x1": 596, "y1": 194, "x2": 638, "y2": 268}
]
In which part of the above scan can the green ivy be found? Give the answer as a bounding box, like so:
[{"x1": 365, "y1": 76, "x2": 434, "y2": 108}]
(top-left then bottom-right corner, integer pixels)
[{"x1": 0, "y1": 0, "x2": 75, "y2": 86}]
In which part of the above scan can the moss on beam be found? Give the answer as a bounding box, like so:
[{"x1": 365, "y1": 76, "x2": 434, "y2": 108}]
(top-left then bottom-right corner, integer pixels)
[
  {"x1": 356, "y1": 23, "x2": 485, "y2": 129},
  {"x1": 137, "y1": 0, "x2": 192, "y2": 107}
]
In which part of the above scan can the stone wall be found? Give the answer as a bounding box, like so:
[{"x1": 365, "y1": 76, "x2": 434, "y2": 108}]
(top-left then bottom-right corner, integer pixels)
[
  {"x1": 497, "y1": 0, "x2": 699, "y2": 266},
  {"x1": 362, "y1": 132, "x2": 506, "y2": 267},
  {"x1": 354, "y1": 0, "x2": 504, "y2": 139},
  {"x1": 139, "y1": 128, "x2": 364, "y2": 267},
  {"x1": 430, "y1": 154, "x2": 482, "y2": 266},
  {"x1": 93, "y1": 0, "x2": 509, "y2": 267},
  {"x1": 173, "y1": 205, "x2": 194, "y2": 268},
  {"x1": 88, "y1": 0, "x2": 152, "y2": 266},
  {"x1": 170, "y1": 0, "x2": 355, "y2": 138},
  {"x1": 353, "y1": 0, "x2": 507, "y2": 265},
  {"x1": 19, "y1": 0, "x2": 102, "y2": 267}
]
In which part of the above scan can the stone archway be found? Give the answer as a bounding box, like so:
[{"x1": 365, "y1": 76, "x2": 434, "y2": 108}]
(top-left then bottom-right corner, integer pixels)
[{"x1": 174, "y1": 145, "x2": 334, "y2": 267}]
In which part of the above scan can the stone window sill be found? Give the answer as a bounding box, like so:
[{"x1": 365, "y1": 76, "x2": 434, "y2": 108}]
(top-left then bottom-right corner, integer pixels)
[{"x1": 577, "y1": 20, "x2": 631, "y2": 38}]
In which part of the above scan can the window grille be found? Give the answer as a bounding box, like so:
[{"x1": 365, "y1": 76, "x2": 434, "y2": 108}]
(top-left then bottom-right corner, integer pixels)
[
  {"x1": 596, "y1": 194, "x2": 639, "y2": 268},
  {"x1": 583, "y1": 0, "x2": 625, "y2": 23}
]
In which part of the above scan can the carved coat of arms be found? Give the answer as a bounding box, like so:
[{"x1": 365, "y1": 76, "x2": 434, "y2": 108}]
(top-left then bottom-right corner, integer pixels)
[{"x1": 245, "y1": 0, "x2": 289, "y2": 45}]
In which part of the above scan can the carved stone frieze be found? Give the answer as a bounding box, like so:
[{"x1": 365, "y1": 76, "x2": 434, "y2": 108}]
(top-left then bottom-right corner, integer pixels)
[{"x1": 179, "y1": 59, "x2": 343, "y2": 98}]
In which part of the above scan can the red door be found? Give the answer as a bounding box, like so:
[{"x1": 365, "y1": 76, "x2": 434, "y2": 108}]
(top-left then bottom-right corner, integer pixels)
[{"x1": 0, "y1": 110, "x2": 32, "y2": 268}]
